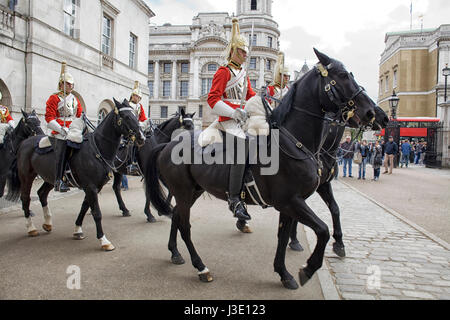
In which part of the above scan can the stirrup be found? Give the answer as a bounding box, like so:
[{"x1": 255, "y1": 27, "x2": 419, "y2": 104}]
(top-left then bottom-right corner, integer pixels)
[{"x1": 229, "y1": 199, "x2": 251, "y2": 221}]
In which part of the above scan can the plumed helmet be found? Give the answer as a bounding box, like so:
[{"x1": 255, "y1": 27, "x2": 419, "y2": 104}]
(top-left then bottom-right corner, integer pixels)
[
  {"x1": 58, "y1": 61, "x2": 74, "y2": 90},
  {"x1": 274, "y1": 52, "x2": 290, "y2": 86},
  {"x1": 131, "y1": 81, "x2": 142, "y2": 98},
  {"x1": 224, "y1": 18, "x2": 249, "y2": 62}
]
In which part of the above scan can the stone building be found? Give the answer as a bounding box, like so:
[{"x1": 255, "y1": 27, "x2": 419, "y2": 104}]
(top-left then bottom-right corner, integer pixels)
[
  {"x1": 148, "y1": 0, "x2": 281, "y2": 128},
  {"x1": 0, "y1": 0, "x2": 154, "y2": 129},
  {"x1": 378, "y1": 25, "x2": 450, "y2": 119}
]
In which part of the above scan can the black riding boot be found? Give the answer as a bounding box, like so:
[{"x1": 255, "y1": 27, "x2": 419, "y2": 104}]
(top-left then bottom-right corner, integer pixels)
[
  {"x1": 54, "y1": 139, "x2": 70, "y2": 192},
  {"x1": 228, "y1": 163, "x2": 251, "y2": 221},
  {"x1": 227, "y1": 135, "x2": 251, "y2": 220}
]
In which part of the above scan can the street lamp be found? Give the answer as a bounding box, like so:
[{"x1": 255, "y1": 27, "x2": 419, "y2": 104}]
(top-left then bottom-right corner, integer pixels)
[
  {"x1": 389, "y1": 90, "x2": 400, "y2": 119},
  {"x1": 443, "y1": 64, "x2": 450, "y2": 102}
]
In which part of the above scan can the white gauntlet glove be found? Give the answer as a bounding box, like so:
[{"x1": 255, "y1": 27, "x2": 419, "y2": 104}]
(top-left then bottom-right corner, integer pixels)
[
  {"x1": 231, "y1": 108, "x2": 248, "y2": 122},
  {"x1": 61, "y1": 127, "x2": 69, "y2": 138}
]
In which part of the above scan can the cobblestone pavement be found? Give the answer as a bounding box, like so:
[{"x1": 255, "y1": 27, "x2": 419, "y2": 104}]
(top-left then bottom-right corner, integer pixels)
[{"x1": 305, "y1": 180, "x2": 450, "y2": 300}]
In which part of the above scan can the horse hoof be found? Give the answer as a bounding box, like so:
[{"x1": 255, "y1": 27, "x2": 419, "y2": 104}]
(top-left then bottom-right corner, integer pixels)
[
  {"x1": 73, "y1": 233, "x2": 85, "y2": 240},
  {"x1": 239, "y1": 225, "x2": 252, "y2": 233},
  {"x1": 236, "y1": 221, "x2": 252, "y2": 233},
  {"x1": 122, "y1": 212, "x2": 131, "y2": 217},
  {"x1": 199, "y1": 272, "x2": 213, "y2": 283},
  {"x1": 42, "y1": 224, "x2": 52, "y2": 233},
  {"x1": 146, "y1": 216, "x2": 157, "y2": 223},
  {"x1": 298, "y1": 268, "x2": 311, "y2": 287},
  {"x1": 281, "y1": 278, "x2": 299, "y2": 290},
  {"x1": 333, "y1": 242, "x2": 346, "y2": 258},
  {"x1": 28, "y1": 230, "x2": 39, "y2": 237},
  {"x1": 102, "y1": 243, "x2": 115, "y2": 251},
  {"x1": 289, "y1": 240, "x2": 304, "y2": 252},
  {"x1": 171, "y1": 255, "x2": 185, "y2": 265}
]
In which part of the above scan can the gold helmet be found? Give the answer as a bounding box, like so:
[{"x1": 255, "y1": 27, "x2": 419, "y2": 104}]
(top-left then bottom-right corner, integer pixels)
[
  {"x1": 224, "y1": 18, "x2": 249, "y2": 62},
  {"x1": 58, "y1": 61, "x2": 75, "y2": 91},
  {"x1": 273, "y1": 52, "x2": 290, "y2": 87},
  {"x1": 131, "y1": 81, "x2": 142, "y2": 98}
]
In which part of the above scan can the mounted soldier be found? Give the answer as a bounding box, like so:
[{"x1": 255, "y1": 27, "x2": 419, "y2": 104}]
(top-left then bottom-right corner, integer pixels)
[
  {"x1": 0, "y1": 92, "x2": 16, "y2": 145},
  {"x1": 45, "y1": 62, "x2": 83, "y2": 192},
  {"x1": 266, "y1": 52, "x2": 290, "y2": 109},
  {"x1": 202, "y1": 18, "x2": 256, "y2": 221},
  {"x1": 129, "y1": 81, "x2": 149, "y2": 131}
]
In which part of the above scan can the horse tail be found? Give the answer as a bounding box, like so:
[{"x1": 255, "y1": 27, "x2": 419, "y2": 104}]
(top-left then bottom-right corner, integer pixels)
[
  {"x1": 5, "y1": 158, "x2": 21, "y2": 202},
  {"x1": 144, "y1": 143, "x2": 173, "y2": 216}
]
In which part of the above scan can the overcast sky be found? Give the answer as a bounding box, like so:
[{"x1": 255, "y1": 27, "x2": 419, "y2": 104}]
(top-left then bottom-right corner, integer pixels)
[{"x1": 145, "y1": 0, "x2": 450, "y2": 101}]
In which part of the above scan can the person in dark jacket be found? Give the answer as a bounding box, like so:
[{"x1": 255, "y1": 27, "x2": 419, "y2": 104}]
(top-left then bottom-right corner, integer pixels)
[
  {"x1": 357, "y1": 140, "x2": 369, "y2": 180},
  {"x1": 400, "y1": 139, "x2": 412, "y2": 168},
  {"x1": 341, "y1": 135, "x2": 355, "y2": 178},
  {"x1": 383, "y1": 136, "x2": 398, "y2": 174}
]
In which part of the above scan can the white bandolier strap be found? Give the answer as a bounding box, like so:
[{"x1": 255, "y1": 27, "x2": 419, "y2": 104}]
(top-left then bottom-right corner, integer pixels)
[{"x1": 118, "y1": 107, "x2": 135, "y2": 113}]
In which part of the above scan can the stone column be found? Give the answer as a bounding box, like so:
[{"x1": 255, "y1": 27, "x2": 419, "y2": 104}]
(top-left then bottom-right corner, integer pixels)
[
  {"x1": 154, "y1": 60, "x2": 160, "y2": 99},
  {"x1": 193, "y1": 57, "x2": 200, "y2": 99},
  {"x1": 259, "y1": 57, "x2": 265, "y2": 88},
  {"x1": 171, "y1": 60, "x2": 177, "y2": 100},
  {"x1": 439, "y1": 101, "x2": 450, "y2": 168}
]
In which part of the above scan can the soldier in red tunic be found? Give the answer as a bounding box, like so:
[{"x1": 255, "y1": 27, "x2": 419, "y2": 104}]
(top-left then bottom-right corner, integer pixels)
[
  {"x1": 206, "y1": 18, "x2": 256, "y2": 221},
  {"x1": 0, "y1": 91, "x2": 15, "y2": 128},
  {"x1": 129, "y1": 81, "x2": 149, "y2": 130},
  {"x1": 45, "y1": 62, "x2": 83, "y2": 192},
  {"x1": 266, "y1": 52, "x2": 290, "y2": 109}
]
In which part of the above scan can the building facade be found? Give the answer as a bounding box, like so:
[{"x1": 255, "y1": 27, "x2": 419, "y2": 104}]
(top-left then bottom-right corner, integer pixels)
[
  {"x1": 0, "y1": 0, "x2": 154, "y2": 130},
  {"x1": 378, "y1": 25, "x2": 450, "y2": 119},
  {"x1": 148, "y1": 0, "x2": 280, "y2": 128}
]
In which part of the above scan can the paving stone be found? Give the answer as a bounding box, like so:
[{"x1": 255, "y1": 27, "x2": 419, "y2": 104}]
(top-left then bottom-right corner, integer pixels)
[
  {"x1": 380, "y1": 288, "x2": 403, "y2": 296},
  {"x1": 402, "y1": 290, "x2": 435, "y2": 299},
  {"x1": 392, "y1": 283, "x2": 416, "y2": 290},
  {"x1": 339, "y1": 285, "x2": 366, "y2": 293},
  {"x1": 432, "y1": 280, "x2": 450, "y2": 287},
  {"x1": 342, "y1": 293, "x2": 376, "y2": 300}
]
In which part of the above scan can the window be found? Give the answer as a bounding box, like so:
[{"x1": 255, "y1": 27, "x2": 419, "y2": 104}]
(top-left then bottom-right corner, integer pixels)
[
  {"x1": 164, "y1": 63, "x2": 172, "y2": 73},
  {"x1": 208, "y1": 64, "x2": 218, "y2": 72},
  {"x1": 181, "y1": 63, "x2": 189, "y2": 73},
  {"x1": 129, "y1": 33, "x2": 137, "y2": 69},
  {"x1": 201, "y1": 78, "x2": 213, "y2": 96},
  {"x1": 64, "y1": 0, "x2": 78, "y2": 38},
  {"x1": 249, "y1": 58, "x2": 257, "y2": 70},
  {"x1": 250, "y1": 79, "x2": 257, "y2": 89},
  {"x1": 251, "y1": 0, "x2": 257, "y2": 10},
  {"x1": 148, "y1": 81, "x2": 154, "y2": 98},
  {"x1": 249, "y1": 34, "x2": 257, "y2": 46},
  {"x1": 266, "y1": 59, "x2": 271, "y2": 71},
  {"x1": 199, "y1": 105, "x2": 203, "y2": 118},
  {"x1": 163, "y1": 81, "x2": 171, "y2": 97},
  {"x1": 380, "y1": 79, "x2": 383, "y2": 94},
  {"x1": 180, "y1": 81, "x2": 189, "y2": 97},
  {"x1": 385, "y1": 76, "x2": 389, "y2": 93},
  {"x1": 160, "y1": 106, "x2": 168, "y2": 118},
  {"x1": 267, "y1": 36, "x2": 273, "y2": 48},
  {"x1": 393, "y1": 70, "x2": 398, "y2": 88},
  {"x1": 178, "y1": 106, "x2": 186, "y2": 114},
  {"x1": 148, "y1": 62, "x2": 154, "y2": 73},
  {"x1": 102, "y1": 15, "x2": 112, "y2": 55}
]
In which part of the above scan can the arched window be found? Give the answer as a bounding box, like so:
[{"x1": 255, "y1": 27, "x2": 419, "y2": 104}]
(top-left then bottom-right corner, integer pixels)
[
  {"x1": 98, "y1": 99, "x2": 114, "y2": 124},
  {"x1": 98, "y1": 108, "x2": 109, "y2": 124},
  {"x1": 251, "y1": 0, "x2": 257, "y2": 10}
]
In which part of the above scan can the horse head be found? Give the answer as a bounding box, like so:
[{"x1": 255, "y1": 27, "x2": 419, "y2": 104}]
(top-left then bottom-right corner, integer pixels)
[
  {"x1": 20, "y1": 109, "x2": 44, "y2": 136},
  {"x1": 113, "y1": 98, "x2": 146, "y2": 147},
  {"x1": 313, "y1": 48, "x2": 376, "y2": 127},
  {"x1": 178, "y1": 108, "x2": 196, "y2": 131}
]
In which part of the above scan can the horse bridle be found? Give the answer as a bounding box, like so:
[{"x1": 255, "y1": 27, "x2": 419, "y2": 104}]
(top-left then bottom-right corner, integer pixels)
[{"x1": 316, "y1": 63, "x2": 365, "y2": 124}]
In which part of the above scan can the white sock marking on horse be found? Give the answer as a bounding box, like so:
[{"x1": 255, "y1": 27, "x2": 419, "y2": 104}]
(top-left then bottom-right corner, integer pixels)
[
  {"x1": 26, "y1": 217, "x2": 37, "y2": 233},
  {"x1": 99, "y1": 235, "x2": 111, "y2": 246},
  {"x1": 198, "y1": 267, "x2": 210, "y2": 275},
  {"x1": 43, "y1": 206, "x2": 52, "y2": 226},
  {"x1": 74, "y1": 226, "x2": 83, "y2": 234}
]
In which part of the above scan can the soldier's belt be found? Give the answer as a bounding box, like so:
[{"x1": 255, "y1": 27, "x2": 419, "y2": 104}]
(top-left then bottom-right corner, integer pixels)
[{"x1": 223, "y1": 99, "x2": 246, "y2": 105}]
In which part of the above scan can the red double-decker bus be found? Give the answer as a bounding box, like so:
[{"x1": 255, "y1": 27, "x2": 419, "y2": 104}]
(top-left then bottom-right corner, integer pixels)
[{"x1": 378, "y1": 117, "x2": 441, "y2": 140}]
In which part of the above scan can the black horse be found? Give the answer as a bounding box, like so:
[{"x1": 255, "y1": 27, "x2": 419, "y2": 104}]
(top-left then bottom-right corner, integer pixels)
[
  {"x1": 0, "y1": 110, "x2": 43, "y2": 198},
  {"x1": 145, "y1": 49, "x2": 377, "y2": 289},
  {"x1": 6, "y1": 99, "x2": 144, "y2": 251},
  {"x1": 287, "y1": 105, "x2": 390, "y2": 256},
  {"x1": 112, "y1": 109, "x2": 195, "y2": 222}
]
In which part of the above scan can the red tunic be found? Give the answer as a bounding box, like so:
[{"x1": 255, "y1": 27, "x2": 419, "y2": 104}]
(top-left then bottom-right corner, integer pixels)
[
  {"x1": 207, "y1": 66, "x2": 256, "y2": 122},
  {"x1": 135, "y1": 103, "x2": 148, "y2": 122},
  {"x1": 45, "y1": 94, "x2": 82, "y2": 135},
  {"x1": 0, "y1": 105, "x2": 14, "y2": 123}
]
